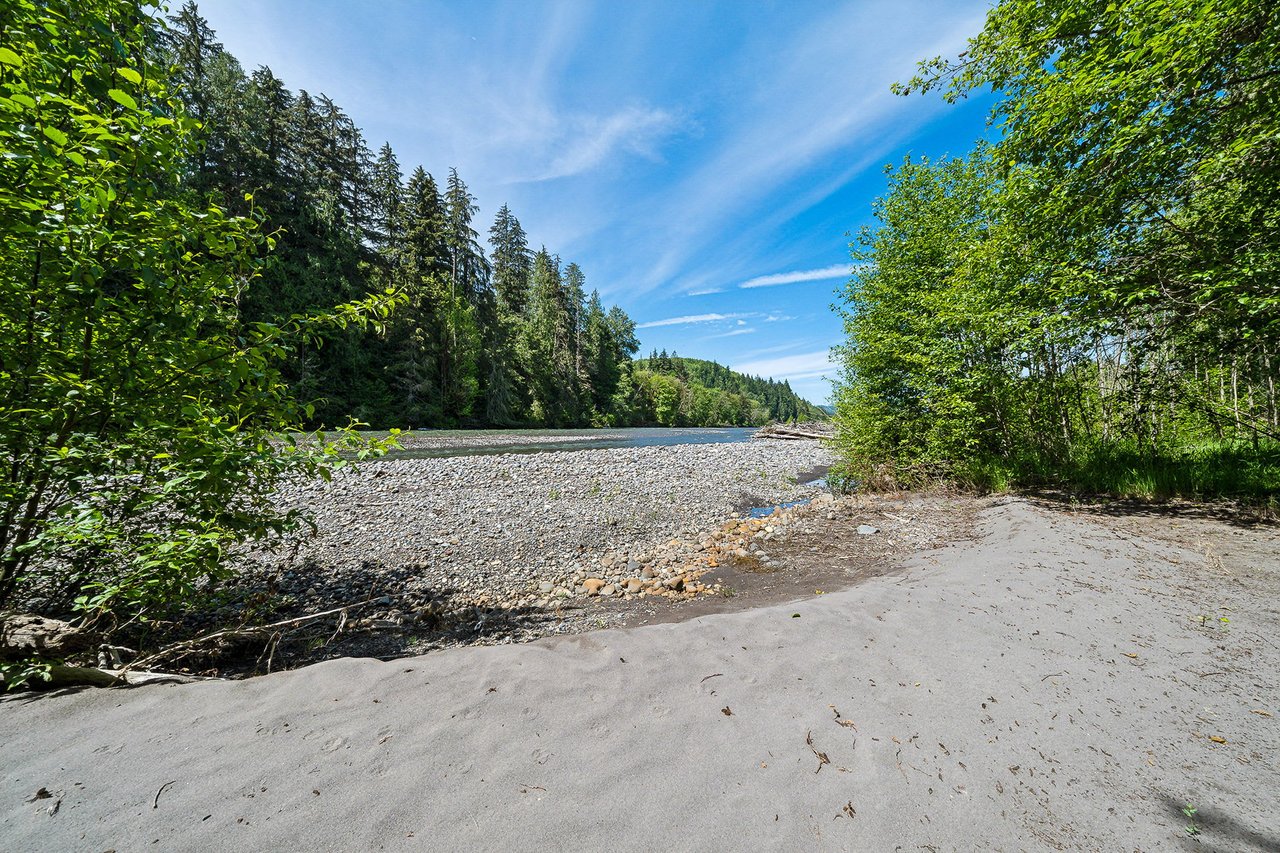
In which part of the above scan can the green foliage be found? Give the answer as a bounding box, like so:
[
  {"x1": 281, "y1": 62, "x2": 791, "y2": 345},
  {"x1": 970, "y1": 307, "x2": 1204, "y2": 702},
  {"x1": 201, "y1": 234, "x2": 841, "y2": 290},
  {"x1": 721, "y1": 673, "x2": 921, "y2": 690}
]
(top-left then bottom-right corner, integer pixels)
[
  {"x1": 1183, "y1": 804, "x2": 1200, "y2": 838},
  {"x1": 834, "y1": 0, "x2": 1280, "y2": 501},
  {"x1": 0, "y1": 657, "x2": 53, "y2": 692},
  {"x1": 634, "y1": 355, "x2": 825, "y2": 426},
  {"x1": 0, "y1": 0, "x2": 398, "y2": 623}
]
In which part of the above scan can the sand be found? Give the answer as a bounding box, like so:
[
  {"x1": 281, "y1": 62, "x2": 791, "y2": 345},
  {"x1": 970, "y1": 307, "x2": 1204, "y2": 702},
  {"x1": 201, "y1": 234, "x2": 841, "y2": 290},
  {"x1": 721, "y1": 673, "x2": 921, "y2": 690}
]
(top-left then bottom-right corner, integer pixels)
[{"x1": 2, "y1": 498, "x2": 1277, "y2": 851}]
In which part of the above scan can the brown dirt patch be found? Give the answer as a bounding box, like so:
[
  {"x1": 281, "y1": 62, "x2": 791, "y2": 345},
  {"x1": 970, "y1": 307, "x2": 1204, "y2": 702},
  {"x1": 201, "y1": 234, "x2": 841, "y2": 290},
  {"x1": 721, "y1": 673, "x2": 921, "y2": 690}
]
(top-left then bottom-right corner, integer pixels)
[{"x1": 613, "y1": 492, "x2": 985, "y2": 628}]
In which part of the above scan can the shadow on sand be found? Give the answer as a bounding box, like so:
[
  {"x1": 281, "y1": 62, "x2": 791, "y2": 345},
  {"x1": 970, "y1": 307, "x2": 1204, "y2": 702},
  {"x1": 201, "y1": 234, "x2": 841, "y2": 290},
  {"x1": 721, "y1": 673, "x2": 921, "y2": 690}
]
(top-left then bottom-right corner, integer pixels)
[
  {"x1": 1025, "y1": 491, "x2": 1276, "y2": 529},
  {"x1": 1161, "y1": 794, "x2": 1280, "y2": 852}
]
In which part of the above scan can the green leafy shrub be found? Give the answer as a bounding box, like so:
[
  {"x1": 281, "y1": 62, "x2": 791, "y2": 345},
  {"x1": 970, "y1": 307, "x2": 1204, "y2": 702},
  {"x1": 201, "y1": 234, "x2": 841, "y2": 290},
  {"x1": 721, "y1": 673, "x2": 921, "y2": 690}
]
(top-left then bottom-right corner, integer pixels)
[{"x1": 0, "y1": 0, "x2": 400, "y2": 634}]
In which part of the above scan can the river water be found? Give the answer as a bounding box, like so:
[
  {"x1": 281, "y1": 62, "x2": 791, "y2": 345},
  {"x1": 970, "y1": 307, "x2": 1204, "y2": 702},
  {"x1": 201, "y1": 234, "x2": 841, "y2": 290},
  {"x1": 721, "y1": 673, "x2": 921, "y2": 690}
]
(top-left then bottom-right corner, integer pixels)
[{"x1": 369, "y1": 426, "x2": 759, "y2": 460}]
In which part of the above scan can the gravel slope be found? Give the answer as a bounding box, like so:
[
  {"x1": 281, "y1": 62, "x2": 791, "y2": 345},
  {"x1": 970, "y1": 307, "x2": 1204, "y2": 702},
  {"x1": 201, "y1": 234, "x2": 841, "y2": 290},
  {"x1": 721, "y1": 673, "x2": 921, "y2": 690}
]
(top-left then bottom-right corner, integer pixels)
[
  {"x1": 196, "y1": 440, "x2": 835, "y2": 660},
  {"x1": 259, "y1": 440, "x2": 830, "y2": 594}
]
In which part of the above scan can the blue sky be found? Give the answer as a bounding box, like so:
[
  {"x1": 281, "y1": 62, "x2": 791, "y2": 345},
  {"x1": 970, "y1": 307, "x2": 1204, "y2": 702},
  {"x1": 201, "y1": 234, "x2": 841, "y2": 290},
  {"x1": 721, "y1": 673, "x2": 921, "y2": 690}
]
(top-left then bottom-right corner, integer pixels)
[{"x1": 193, "y1": 0, "x2": 995, "y2": 404}]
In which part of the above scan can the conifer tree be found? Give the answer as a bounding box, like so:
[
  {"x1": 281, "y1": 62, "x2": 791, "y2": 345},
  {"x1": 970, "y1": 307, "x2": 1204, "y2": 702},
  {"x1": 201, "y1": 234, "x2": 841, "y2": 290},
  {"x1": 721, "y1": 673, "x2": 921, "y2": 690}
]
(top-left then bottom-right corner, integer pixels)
[
  {"x1": 371, "y1": 143, "x2": 404, "y2": 258},
  {"x1": 563, "y1": 262, "x2": 587, "y2": 378},
  {"x1": 485, "y1": 205, "x2": 532, "y2": 424},
  {"x1": 489, "y1": 205, "x2": 531, "y2": 316},
  {"x1": 526, "y1": 250, "x2": 580, "y2": 423}
]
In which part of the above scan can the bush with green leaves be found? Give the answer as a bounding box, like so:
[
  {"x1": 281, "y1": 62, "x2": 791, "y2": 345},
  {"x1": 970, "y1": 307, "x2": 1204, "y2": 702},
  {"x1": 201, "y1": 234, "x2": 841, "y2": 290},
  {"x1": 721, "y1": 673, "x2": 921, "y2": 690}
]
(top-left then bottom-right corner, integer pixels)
[
  {"x1": 0, "y1": 0, "x2": 400, "y2": 636},
  {"x1": 833, "y1": 0, "x2": 1280, "y2": 498}
]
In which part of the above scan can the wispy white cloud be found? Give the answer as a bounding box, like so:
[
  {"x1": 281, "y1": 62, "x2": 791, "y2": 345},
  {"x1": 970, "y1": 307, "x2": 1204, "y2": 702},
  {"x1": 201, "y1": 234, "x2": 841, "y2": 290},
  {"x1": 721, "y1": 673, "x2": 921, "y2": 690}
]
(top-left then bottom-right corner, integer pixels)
[
  {"x1": 685, "y1": 287, "x2": 725, "y2": 296},
  {"x1": 742, "y1": 341, "x2": 807, "y2": 359},
  {"x1": 531, "y1": 105, "x2": 681, "y2": 181},
  {"x1": 740, "y1": 264, "x2": 850, "y2": 289},
  {"x1": 622, "y1": 4, "x2": 988, "y2": 295},
  {"x1": 636, "y1": 312, "x2": 751, "y2": 329},
  {"x1": 733, "y1": 349, "x2": 836, "y2": 382},
  {"x1": 706, "y1": 327, "x2": 756, "y2": 339}
]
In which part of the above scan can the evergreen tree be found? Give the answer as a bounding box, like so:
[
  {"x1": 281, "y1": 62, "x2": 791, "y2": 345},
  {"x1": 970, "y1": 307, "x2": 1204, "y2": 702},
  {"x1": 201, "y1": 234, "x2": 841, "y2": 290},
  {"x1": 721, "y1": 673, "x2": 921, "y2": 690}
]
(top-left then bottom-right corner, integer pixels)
[
  {"x1": 526, "y1": 249, "x2": 579, "y2": 424},
  {"x1": 240, "y1": 66, "x2": 295, "y2": 214},
  {"x1": 583, "y1": 291, "x2": 612, "y2": 414},
  {"x1": 371, "y1": 142, "x2": 404, "y2": 258},
  {"x1": 441, "y1": 168, "x2": 487, "y2": 421},
  {"x1": 489, "y1": 204, "x2": 531, "y2": 316},
  {"x1": 486, "y1": 205, "x2": 533, "y2": 424},
  {"x1": 162, "y1": 4, "x2": 224, "y2": 188},
  {"x1": 563, "y1": 262, "x2": 587, "y2": 379},
  {"x1": 388, "y1": 167, "x2": 449, "y2": 423},
  {"x1": 444, "y1": 168, "x2": 490, "y2": 305}
]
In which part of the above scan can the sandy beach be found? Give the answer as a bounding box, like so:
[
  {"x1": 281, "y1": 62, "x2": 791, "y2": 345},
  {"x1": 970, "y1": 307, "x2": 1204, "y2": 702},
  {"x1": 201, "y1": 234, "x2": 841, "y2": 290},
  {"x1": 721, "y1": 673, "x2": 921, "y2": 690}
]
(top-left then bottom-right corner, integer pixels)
[{"x1": 3, "y1": 496, "x2": 1276, "y2": 851}]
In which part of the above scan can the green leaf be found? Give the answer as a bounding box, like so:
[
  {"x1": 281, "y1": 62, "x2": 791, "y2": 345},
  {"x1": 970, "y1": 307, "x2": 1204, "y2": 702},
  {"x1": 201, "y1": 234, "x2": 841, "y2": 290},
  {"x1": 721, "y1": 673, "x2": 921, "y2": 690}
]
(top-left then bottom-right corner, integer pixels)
[
  {"x1": 107, "y1": 88, "x2": 137, "y2": 110},
  {"x1": 41, "y1": 125, "x2": 67, "y2": 146},
  {"x1": 117, "y1": 67, "x2": 142, "y2": 85},
  {"x1": 0, "y1": 47, "x2": 22, "y2": 66}
]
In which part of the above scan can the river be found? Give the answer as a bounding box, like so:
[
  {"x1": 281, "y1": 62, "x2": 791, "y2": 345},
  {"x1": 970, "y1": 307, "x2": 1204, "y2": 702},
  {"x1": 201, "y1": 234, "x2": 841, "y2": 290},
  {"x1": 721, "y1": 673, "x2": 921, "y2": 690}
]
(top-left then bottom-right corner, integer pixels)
[{"x1": 365, "y1": 426, "x2": 760, "y2": 460}]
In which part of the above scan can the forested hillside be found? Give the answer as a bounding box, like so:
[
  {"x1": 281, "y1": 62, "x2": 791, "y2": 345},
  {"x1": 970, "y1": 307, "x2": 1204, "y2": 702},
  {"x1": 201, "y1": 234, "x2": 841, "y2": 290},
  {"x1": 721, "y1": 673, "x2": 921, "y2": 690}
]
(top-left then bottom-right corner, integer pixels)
[
  {"x1": 159, "y1": 4, "x2": 644, "y2": 429},
  {"x1": 634, "y1": 354, "x2": 826, "y2": 425},
  {"x1": 834, "y1": 0, "x2": 1279, "y2": 500}
]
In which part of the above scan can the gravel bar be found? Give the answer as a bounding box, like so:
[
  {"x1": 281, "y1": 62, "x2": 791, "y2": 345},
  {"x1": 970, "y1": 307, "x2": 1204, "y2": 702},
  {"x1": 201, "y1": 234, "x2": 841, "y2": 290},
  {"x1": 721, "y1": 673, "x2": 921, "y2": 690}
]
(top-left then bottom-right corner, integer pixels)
[
  {"x1": 216, "y1": 439, "x2": 833, "y2": 659},
  {"x1": 265, "y1": 439, "x2": 831, "y2": 588}
]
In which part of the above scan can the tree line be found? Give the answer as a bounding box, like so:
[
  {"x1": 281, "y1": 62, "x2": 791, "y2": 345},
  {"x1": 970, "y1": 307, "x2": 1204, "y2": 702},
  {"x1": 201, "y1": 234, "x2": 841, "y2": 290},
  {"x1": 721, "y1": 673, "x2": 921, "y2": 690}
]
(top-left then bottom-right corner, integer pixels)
[
  {"x1": 833, "y1": 0, "x2": 1279, "y2": 500},
  {"x1": 161, "y1": 3, "x2": 651, "y2": 429}
]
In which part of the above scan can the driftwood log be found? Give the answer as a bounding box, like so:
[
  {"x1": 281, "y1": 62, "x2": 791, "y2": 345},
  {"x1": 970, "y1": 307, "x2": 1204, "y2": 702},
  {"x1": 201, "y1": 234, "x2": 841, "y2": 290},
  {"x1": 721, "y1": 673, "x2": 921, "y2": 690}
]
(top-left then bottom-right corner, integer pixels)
[
  {"x1": 5, "y1": 595, "x2": 387, "y2": 690},
  {"x1": 1, "y1": 612, "x2": 98, "y2": 662},
  {"x1": 28, "y1": 665, "x2": 216, "y2": 689},
  {"x1": 753, "y1": 424, "x2": 834, "y2": 441}
]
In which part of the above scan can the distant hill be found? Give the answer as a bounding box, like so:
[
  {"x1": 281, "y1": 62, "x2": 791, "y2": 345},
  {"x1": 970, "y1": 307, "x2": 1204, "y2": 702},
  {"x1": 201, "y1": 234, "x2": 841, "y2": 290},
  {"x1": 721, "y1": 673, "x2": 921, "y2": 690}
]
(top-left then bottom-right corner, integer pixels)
[{"x1": 632, "y1": 353, "x2": 827, "y2": 426}]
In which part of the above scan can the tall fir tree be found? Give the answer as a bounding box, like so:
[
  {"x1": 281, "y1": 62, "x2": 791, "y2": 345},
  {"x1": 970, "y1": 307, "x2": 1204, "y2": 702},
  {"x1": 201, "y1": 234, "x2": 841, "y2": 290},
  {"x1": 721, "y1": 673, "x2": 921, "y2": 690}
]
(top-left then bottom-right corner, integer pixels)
[
  {"x1": 526, "y1": 250, "x2": 579, "y2": 424},
  {"x1": 489, "y1": 204, "x2": 531, "y2": 316},
  {"x1": 563, "y1": 262, "x2": 587, "y2": 381},
  {"x1": 485, "y1": 205, "x2": 533, "y2": 425},
  {"x1": 371, "y1": 142, "x2": 404, "y2": 259}
]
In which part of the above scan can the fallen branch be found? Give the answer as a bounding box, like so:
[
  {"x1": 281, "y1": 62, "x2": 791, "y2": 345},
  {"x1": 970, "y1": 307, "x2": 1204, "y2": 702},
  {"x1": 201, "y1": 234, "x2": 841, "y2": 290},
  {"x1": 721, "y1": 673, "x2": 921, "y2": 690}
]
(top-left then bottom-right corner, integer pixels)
[
  {"x1": 41, "y1": 663, "x2": 121, "y2": 688},
  {"x1": 757, "y1": 429, "x2": 830, "y2": 440},
  {"x1": 753, "y1": 423, "x2": 834, "y2": 441},
  {"x1": 153, "y1": 780, "x2": 176, "y2": 809},
  {"x1": 120, "y1": 597, "x2": 384, "y2": 678},
  {"x1": 31, "y1": 664, "x2": 221, "y2": 690}
]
